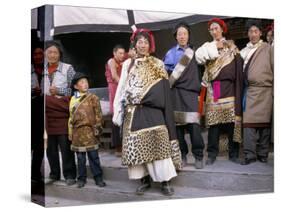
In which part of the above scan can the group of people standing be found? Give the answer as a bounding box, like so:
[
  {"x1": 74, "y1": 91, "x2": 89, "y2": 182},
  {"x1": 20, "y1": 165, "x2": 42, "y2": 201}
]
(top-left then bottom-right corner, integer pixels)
[
  {"x1": 32, "y1": 41, "x2": 106, "y2": 188},
  {"x1": 31, "y1": 17, "x2": 273, "y2": 197},
  {"x1": 110, "y1": 18, "x2": 274, "y2": 196}
]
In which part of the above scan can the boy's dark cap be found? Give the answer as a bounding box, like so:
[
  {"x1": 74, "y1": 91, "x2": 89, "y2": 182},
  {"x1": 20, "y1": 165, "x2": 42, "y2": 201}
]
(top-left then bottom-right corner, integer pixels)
[{"x1": 71, "y1": 72, "x2": 89, "y2": 89}]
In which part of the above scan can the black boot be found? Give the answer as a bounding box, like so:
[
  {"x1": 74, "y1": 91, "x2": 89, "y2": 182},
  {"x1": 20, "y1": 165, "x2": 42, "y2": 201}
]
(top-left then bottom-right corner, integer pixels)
[
  {"x1": 229, "y1": 151, "x2": 240, "y2": 164},
  {"x1": 229, "y1": 140, "x2": 240, "y2": 164},
  {"x1": 240, "y1": 157, "x2": 257, "y2": 165},
  {"x1": 77, "y1": 180, "x2": 86, "y2": 188},
  {"x1": 206, "y1": 157, "x2": 216, "y2": 165},
  {"x1": 136, "y1": 175, "x2": 151, "y2": 195},
  {"x1": 161, "y1": 181, "x2": 174, "y2": 196},
  {"x1": 94, "y1": 175, "x2": 106, "y2": 187},
  {"x1": 257, "y1": 156, "x2": 268, "y2": 163},
  {"x1": 229, "y1": 156, "x2": 240, "y2": 164}
]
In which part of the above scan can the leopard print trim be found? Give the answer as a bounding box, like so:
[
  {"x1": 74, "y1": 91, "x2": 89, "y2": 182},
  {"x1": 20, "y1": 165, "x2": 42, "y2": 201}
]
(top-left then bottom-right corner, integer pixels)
[
  {"x1": 205, "y1": 107, "x2": 235, "y2": 126},
  {"x1": 233, "y1": 116, "x2": 242, "y2": 143},
  {"x1": 121, "y1": 105, "x2": 173, "y2": 166},
  {"x1": 205, "y1": 97, "x2": 236, "y2": 127},
  {"x1": 170, "y1": 139, "x2": 182, "y2": 170}
]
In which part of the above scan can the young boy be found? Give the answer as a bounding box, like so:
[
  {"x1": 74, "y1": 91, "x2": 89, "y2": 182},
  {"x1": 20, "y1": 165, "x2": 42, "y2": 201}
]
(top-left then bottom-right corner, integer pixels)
[{"x1": 69, "y1": 72, "x2": 106, "y2": 188}]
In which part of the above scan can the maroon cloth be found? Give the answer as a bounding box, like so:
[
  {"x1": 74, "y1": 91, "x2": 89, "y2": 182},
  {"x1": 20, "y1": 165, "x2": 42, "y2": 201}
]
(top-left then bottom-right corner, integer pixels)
[
  {"x1": 45, "y1": 95, "x2": 70, "y2": 135},
  {"x1": 105, "y1": 58, "x2": 122, "y2": 84},
  {"x1": 105, "y1": 58, "x2": 122, "y2": 113}
]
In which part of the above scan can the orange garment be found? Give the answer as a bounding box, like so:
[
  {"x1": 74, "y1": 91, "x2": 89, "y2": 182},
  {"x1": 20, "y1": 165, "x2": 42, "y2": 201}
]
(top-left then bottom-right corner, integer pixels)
[
  {"x1": 198, "y1": 86, "x2": 207, "y2": 115},
  {"x1": 48, "y1": 64, "x2": 58, "y2": 74}
]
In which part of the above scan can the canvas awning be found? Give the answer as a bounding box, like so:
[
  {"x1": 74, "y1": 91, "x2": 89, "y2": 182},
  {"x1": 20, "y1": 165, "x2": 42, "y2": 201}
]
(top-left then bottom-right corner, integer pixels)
[{"x1": 32, "y1": 5, "x2": 228, "y2": 36}]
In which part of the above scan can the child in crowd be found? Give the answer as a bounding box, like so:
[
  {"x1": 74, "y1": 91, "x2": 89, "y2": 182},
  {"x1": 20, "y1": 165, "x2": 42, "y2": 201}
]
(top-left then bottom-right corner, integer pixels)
[{"x1": 69, "y1": 72, "x2": 106, "y2": 188}]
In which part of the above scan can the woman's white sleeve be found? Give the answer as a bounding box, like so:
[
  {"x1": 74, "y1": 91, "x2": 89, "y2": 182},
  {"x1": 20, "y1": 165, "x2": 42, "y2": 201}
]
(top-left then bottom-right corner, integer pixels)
[
  {"x1": 112, "y1": 59, "x2": 130, "y2": 126},
  {"x1": 195, "y1": 42, "x2": 219, "y2": 65}
]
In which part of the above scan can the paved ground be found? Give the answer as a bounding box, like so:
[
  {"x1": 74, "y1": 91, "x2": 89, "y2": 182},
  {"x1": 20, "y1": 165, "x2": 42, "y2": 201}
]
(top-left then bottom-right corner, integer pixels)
[
  {"x1": 31, "y1": 130, "x2": 274, "y2": 207},
  {"x1": 34, "y1": 148, "x2": 273, "y2": 207}
]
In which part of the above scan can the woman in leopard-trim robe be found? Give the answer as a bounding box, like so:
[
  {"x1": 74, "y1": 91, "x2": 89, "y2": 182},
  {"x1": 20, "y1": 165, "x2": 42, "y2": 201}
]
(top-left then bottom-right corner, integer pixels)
[
  {"x1": 195, "y1": 18, "x2": 244, "y2": 165},
  {"x1": 113, "y1": 29, "x2": 181, "y2": 196}
]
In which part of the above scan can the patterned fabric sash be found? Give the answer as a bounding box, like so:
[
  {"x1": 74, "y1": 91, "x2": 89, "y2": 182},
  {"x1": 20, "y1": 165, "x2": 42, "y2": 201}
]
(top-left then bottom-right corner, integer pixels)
[
  {"x1": 202, "y1": 40, "x2": 239, "y2": 86},
  {"x1": 70, "y1": 94, "x2": 92, "y2": 124},
  {"x1": 202, "y1": 40, "x2": 239, "y2": 103}
]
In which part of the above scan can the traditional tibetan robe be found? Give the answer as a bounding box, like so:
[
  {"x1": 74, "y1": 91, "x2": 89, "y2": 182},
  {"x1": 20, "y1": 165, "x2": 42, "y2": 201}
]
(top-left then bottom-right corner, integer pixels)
[
  {"x1": 113, "y1": 56, "x2": 181, "y2": 181},
  {"x1": 168, "y1": 47, "x2": 201, "y2": 125},
  {"x1": 240, "y1": 41, "x2": 274, "y2": 127},
  {"x1": 195, "y1": 40, "x2": 244, "y2": 142},
  {"x1": 68, "y1": 93, "x2": 103, "y2": 152}
]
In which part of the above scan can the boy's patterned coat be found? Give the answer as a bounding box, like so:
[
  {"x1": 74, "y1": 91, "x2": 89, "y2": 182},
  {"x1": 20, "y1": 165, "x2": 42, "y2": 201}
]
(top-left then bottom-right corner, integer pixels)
[{"x1": 69, "y1": 93, "x2": 103, "y2": 152}]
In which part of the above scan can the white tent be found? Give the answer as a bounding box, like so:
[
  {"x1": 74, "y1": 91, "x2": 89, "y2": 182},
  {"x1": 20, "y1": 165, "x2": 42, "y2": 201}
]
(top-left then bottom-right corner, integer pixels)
[
  {"x1": 32, "y1": 5, "x2": 228, "y2": 39},
  {"x1": 31, "y1": 5, "x2": 231, "y2": 90},
  {"x1": 53, "y1": 5, "x2": 192, "y2": 30}
]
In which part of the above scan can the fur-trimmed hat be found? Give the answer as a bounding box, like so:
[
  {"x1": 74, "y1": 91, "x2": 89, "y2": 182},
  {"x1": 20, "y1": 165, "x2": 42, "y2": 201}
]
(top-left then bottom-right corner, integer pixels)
[
  {"x1": 208, "y1": 18, "x2": 228, "y2": 33},
  {"x1": 130, "y1": 28, "x2": 156, "y2": 53}
]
